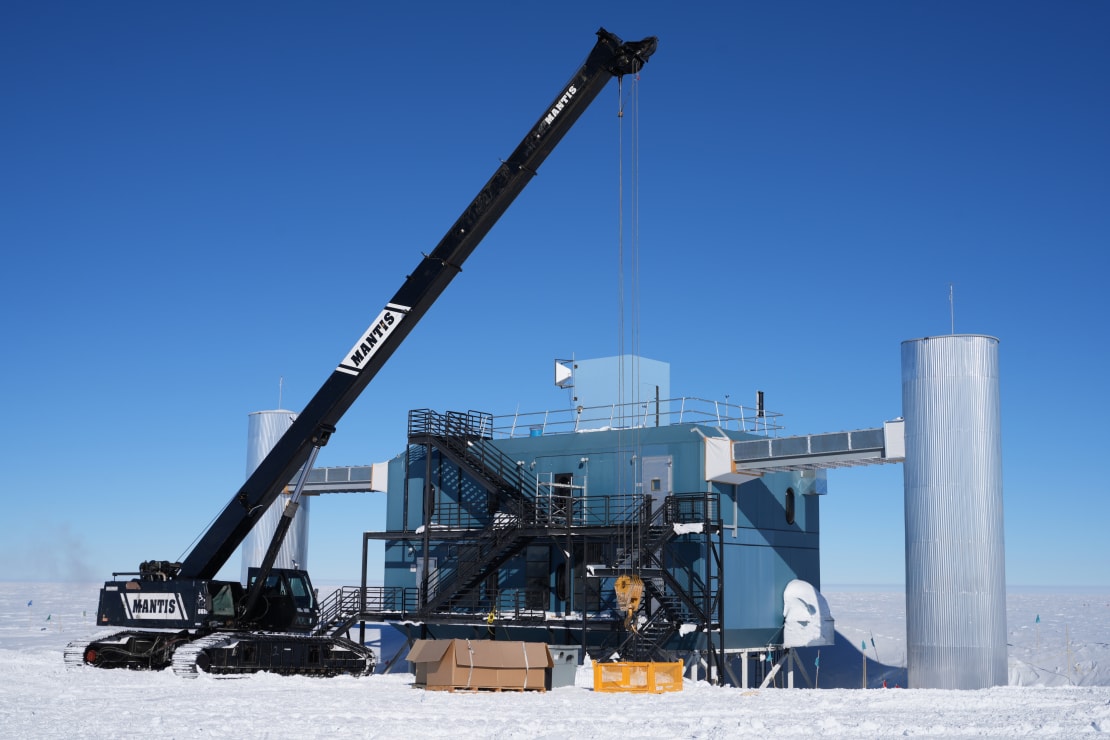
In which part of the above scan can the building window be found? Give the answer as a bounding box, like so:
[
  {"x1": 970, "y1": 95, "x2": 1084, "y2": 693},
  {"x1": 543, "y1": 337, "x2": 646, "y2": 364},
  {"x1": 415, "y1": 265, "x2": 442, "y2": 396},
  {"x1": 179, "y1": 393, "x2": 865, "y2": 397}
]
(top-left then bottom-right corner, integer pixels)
[
  {"x1": 785, "y1": 487, "x2": 796, "y2": 525},
  {"x1": 650, "y1": 478, "x2": 662, "y2": 492}
]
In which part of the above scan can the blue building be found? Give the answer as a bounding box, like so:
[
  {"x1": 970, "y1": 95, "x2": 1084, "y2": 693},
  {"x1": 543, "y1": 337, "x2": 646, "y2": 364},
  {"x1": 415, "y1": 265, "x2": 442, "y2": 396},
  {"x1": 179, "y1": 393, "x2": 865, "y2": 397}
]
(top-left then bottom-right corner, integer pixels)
[{"x1": 346, "y1": 356, "x2": 830, "y2": 679}]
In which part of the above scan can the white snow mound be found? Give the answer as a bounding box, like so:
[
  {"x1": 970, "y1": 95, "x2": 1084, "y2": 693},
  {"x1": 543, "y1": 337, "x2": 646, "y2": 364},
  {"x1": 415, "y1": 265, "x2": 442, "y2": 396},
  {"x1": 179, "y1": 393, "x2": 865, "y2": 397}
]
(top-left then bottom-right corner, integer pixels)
[{"x1": 783, "y1": 578, "x2": 835, "y2": 647}]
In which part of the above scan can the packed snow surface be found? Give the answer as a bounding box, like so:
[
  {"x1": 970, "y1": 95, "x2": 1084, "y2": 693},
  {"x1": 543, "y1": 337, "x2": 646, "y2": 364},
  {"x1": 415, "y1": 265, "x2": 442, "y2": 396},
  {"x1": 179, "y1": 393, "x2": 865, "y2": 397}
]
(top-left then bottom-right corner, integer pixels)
[{"x1": 2, "y1": 583, "x2": 1109, "y2": 737}]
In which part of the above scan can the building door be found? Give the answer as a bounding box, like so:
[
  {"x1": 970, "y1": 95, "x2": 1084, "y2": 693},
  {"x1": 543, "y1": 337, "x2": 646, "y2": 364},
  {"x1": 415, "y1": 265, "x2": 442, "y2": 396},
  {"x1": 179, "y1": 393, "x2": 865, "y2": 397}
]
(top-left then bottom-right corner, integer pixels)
[
  {"x1": 415, "y1": 557, "x2": 437, "y2": 602},
  {"x1": 641, "y1": 455, "x2": 672, "y2": 514},
  {"x1": 525, "y1": 545, "x2": 550, "y2": 611}
]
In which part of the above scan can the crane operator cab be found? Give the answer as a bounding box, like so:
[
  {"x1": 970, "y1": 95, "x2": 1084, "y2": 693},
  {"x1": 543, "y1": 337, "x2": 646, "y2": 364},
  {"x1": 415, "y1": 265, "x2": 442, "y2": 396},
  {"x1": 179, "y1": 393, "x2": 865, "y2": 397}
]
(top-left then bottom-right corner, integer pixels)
[{"x1": 243, "y1": 567, "x2": 319, "y2": 632}]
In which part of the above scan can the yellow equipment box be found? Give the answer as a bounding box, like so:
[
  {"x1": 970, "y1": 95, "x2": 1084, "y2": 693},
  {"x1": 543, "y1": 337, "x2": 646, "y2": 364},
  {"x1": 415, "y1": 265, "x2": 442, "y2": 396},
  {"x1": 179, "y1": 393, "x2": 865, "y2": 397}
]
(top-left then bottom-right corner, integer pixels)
[{"x1": 593, "y1": 661, "x2": 683, "y2": 693}]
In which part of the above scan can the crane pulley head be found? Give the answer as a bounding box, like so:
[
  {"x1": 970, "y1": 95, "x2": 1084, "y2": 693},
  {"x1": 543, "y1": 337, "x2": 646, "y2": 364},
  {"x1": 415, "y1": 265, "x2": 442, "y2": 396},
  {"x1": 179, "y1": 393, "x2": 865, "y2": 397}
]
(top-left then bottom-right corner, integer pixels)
[{"x1": 597, "y1": 28, "x2": 658, "y2": 77}]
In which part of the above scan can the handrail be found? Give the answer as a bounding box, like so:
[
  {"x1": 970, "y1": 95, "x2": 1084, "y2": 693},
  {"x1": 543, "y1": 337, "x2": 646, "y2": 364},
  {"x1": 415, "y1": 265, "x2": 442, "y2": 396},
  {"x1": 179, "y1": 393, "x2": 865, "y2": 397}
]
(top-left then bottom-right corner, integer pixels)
[
  {"x1": 409, "y1": 408, "x2": 539, "y2": 502},
  {"x1": 314, "y1": 586, "x2": 418, "y2": 634},
  {"x1": 316, "y1": 584, "x2": 577, "y2": 633},
  {"x1": 490, "y1": 396, "x2": 783, "y2": 438},
  {"x1": 418, "y1": 494, "x2": 530, "y2": 612}
]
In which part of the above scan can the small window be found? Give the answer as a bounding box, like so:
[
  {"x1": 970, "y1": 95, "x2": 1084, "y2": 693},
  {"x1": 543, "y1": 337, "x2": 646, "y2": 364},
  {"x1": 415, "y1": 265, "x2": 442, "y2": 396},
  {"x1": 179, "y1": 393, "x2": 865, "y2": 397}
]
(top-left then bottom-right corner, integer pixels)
[
  {"x1": 287, "y1": 573, "x2": 315, "y2": 609},
  {"x1": 785, "y1": 487, "x2": 796, "y2": 525},
  {"x1": 212, "y1": 585, "x2": 235, "y2": 616},
  {"x1": 650, "y1": 478, "x2": 662, "y2": 492}
]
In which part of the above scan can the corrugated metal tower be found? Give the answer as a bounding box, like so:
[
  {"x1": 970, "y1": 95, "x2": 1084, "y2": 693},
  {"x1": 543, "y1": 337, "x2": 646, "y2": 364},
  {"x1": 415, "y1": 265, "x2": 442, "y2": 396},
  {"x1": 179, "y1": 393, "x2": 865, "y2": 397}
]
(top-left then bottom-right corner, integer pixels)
[
  {"x1": 901, "y1": 334, "x2": 1007, "y2": 689},
  {"x1": 240, "y1": 410, "x2": 310, "y2": 583}
]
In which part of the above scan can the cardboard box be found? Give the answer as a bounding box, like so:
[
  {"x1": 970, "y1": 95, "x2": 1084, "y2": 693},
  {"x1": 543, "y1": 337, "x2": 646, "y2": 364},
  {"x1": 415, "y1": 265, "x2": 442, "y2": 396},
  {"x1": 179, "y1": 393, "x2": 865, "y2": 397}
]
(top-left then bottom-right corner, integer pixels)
[{"x1": 406, "y1": 639, "x2": 553, "y2": 691}]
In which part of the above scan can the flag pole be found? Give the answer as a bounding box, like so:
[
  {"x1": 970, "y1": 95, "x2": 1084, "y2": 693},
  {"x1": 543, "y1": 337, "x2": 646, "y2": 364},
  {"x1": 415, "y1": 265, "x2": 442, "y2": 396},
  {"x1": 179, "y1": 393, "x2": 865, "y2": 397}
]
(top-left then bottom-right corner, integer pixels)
[{"x1": 862, "y1": 641, "x2": 868, "y2": 688}]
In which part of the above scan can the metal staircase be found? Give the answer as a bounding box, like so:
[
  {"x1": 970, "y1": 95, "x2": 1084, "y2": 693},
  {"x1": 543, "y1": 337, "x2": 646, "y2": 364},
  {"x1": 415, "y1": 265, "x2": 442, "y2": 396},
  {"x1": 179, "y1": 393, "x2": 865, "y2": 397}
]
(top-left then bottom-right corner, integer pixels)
[
  {"x1": 408, "y1": 409, "x2": 535, "y2": 511},
  {"x1": 314, "y1": 586, "x2": 415, "y2": 637},
  {"x1": 365, "y1": 409, "x2": 727, "y2": 676},
  {"x1": 417, "y1": 500, "x2": 531, "y2": 614},
  {"x1": 622, "y1": 580, "x2": 684, "y2": 661},
  {"x1": 407, "y1": 409, "x2": 539, "y2": 615},
  {"x1": 612, "y1": 493, "x2": 722, "y2": 662}
]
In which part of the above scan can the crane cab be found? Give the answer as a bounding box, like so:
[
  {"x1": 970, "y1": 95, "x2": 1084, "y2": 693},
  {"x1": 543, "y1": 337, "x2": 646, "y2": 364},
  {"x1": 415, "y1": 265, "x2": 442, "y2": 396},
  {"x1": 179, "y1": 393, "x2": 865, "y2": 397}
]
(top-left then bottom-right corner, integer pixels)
[{"x1": 243, "y1": 567, "x2": 319, "y2": 631}]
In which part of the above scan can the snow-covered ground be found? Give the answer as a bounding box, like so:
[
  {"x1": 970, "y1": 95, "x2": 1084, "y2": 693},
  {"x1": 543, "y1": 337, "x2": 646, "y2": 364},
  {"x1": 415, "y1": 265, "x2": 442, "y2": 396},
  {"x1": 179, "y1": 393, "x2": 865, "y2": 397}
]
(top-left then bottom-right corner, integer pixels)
[{"x1": 2, "y1": 583, "x2": 1108, "y2": 737}]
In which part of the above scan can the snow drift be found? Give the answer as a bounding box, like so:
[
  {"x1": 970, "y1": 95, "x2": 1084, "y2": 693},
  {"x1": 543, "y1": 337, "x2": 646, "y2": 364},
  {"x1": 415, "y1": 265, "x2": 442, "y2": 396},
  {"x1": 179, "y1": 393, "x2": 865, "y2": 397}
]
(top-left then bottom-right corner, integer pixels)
[{"x1": 782, "y1": 579, "x2": 835, "y2": 648}]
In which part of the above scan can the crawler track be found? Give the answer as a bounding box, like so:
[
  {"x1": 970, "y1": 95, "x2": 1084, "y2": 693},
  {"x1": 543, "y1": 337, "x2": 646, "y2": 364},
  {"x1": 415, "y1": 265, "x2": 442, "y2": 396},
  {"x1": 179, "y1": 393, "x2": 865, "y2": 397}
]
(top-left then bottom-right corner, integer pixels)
[
  {"x1": 68, "y1": 630, "x2": 190, "y2": 670},
  {"x1": 68, "y1": 630, "x2": 376, "y2": 678},
  {"x1": 173, "y1": 632, "x2": 376, "y2": 678}
]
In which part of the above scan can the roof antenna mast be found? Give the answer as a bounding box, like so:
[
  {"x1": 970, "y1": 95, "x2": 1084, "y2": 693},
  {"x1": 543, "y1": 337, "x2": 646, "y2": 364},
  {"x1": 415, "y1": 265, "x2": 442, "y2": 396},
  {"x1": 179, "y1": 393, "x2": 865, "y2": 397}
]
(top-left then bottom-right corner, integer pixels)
[{"x1": 949, "y1": 283, "x2": 955, "y2": 334}]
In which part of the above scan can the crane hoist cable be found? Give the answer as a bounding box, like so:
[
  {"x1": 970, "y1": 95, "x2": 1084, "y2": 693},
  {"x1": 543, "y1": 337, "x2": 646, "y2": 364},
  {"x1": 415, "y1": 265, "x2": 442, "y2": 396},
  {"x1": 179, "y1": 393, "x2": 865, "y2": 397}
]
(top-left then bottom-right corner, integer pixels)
[{"x1": 613, "y1": 71, "x2": 647, "y2": 632}]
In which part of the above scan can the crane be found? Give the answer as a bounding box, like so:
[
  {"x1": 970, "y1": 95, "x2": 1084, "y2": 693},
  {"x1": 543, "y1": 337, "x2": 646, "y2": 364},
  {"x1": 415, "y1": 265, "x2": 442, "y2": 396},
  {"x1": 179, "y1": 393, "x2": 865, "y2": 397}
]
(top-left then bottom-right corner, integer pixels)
[{"x1": 68, "y1": 28, "x2": 658, "y2": 678}]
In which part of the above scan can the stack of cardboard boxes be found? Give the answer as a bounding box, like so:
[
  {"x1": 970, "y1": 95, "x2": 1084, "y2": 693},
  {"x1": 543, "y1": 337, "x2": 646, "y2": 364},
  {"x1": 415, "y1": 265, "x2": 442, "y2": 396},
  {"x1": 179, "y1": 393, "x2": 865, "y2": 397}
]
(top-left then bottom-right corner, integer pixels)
[{"x1": 406, "y1": 639, "x2": 553, "y2": 692}]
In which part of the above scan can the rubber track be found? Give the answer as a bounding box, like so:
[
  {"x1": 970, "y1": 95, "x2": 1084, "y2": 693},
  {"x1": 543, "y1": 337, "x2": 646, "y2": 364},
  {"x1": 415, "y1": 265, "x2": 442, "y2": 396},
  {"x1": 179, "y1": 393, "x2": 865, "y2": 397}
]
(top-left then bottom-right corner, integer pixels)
[
  {"x1": 171, "y1": 633, "x2": 229, "y2": 678},
  {"x1": 173, "y1": 632, "x2": 376, "y2": 678}
]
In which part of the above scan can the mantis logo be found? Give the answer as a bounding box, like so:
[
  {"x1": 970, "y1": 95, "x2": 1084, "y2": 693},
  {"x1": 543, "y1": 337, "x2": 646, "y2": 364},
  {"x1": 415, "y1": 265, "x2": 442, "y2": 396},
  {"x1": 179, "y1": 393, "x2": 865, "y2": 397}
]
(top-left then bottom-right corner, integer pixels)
[
  {"x1": 543, "y1": 85, "x2": 578, "y2": 126},
  {"x1": 337, "y1": 304, "x2": 410, "y2": 376},
  {"x1": 121, "y1": 592, "x2": 188, "y2": 620}
]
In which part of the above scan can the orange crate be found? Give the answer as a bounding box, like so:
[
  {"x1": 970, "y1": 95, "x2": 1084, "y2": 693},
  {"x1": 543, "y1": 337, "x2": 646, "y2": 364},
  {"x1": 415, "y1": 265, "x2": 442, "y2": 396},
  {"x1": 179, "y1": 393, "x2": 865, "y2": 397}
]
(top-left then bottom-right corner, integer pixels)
[{"x1": 592, "y1": 661, "x2": 683, "y2": 693}]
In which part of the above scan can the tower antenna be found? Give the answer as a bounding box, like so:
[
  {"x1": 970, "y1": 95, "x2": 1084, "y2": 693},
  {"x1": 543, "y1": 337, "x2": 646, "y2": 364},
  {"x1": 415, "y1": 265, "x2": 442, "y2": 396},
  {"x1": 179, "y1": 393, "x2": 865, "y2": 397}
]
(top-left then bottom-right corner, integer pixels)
[{"x1": 949, "y1": 283, "x2": 955, "y2": 334}]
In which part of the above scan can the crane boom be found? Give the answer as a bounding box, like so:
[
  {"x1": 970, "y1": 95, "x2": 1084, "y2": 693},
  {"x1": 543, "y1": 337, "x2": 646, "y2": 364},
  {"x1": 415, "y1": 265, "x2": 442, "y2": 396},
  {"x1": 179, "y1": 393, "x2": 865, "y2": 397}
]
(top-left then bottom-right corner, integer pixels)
[
  {"x1": 179, "y1": 28, "x2": 657, "y2": 580},
  {"x1": 75, "y1": 28, "x2": 657, "y2": 679}
]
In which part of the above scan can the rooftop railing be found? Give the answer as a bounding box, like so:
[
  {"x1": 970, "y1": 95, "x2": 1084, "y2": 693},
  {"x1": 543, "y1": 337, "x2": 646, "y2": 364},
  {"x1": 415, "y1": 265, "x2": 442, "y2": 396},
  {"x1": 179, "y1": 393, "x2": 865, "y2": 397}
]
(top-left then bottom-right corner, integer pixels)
[{"x1": 490, "y1": 396, "x2": 783, "y2": 439}]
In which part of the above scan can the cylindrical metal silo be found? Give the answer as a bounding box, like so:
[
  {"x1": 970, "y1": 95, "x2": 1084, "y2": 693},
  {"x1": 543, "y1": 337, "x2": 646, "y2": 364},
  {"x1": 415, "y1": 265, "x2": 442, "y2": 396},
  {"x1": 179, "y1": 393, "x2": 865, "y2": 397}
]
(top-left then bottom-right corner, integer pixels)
[
  {"x1": 240, "y1": 410, "x2": 310, "y2": 584},
  {"x1": 901, "y1": 334, "x2": 1006, "y2": 689}
]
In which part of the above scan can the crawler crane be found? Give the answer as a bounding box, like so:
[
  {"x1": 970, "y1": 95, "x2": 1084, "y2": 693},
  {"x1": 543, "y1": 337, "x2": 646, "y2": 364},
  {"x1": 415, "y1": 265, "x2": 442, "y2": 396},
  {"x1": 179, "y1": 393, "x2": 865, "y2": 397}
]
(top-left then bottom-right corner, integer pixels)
[{"x1": 69, "y1": 28, "x2": 657, "y2": 677}]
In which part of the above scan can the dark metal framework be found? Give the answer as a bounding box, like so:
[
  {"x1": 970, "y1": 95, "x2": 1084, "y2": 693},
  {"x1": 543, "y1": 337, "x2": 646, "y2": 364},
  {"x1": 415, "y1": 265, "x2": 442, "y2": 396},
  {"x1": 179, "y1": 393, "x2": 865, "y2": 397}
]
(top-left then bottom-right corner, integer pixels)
[{"x1": 326, "y1": 410, "x2": 729, "y2": 682}]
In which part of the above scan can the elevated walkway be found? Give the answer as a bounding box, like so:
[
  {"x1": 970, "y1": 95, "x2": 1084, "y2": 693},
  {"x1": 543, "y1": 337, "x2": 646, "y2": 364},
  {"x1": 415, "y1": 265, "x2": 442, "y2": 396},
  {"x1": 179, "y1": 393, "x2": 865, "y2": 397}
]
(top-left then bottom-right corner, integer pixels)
[
  {"x1": 299, "y1": 464, "x2": 387, "y2": 494},
  {"x1": 706, "y1": 419, "x2": 904, "y2": 479}
]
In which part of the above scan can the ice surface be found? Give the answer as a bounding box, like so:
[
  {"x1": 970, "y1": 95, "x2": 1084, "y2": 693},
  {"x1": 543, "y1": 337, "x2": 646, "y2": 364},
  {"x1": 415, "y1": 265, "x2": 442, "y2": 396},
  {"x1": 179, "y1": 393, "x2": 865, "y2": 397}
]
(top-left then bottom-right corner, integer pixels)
[{"x1": 2, "y1": 583, "x2": 1109, "y2": 738}]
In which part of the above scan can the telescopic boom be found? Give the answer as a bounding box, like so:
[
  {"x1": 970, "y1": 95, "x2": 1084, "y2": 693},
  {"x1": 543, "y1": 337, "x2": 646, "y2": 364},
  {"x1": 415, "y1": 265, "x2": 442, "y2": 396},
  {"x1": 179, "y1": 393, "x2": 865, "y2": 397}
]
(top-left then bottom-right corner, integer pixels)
[{"x1": 177, "y1": 29, "x2": 658, "y2": 580}]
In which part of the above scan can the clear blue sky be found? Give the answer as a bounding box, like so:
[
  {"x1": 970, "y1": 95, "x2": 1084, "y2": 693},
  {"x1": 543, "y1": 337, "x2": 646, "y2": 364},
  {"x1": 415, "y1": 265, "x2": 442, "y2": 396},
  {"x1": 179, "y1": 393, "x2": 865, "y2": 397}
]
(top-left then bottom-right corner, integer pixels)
[{"x1": 3, "y1": 2, "x2": 1107, "y2": 588}]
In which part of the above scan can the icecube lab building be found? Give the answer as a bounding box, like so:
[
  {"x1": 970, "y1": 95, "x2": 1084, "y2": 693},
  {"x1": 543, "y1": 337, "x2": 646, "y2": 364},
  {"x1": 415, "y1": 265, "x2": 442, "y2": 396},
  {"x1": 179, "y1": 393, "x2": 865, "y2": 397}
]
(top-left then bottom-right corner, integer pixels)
[
  {"x1": 292, "y1": 340, "x2": 1004, "y2": 689},
  {"x1": 323, "y1": 355, "x2": 904, "y2": 683}
]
